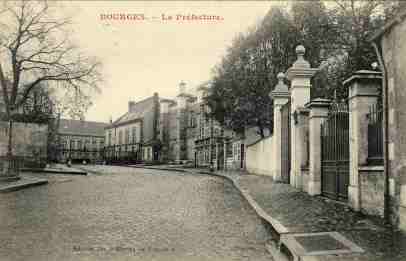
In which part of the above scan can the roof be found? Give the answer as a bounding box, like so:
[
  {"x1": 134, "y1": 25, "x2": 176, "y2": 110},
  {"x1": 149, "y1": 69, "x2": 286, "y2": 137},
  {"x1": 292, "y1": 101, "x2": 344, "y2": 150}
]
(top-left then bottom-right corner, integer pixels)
[
  {"x1": 160, "y1": 98, "x2": 176, "y2": 105},
  {"x1": 108, "y1": 96, "x2": 156, "y2": 128},
  {"x1": 58, "y1": 119, "x2": 107, "y2": 137},
  {"x1": 369, "y1": 4, "x2": 406, "y2": 42}
]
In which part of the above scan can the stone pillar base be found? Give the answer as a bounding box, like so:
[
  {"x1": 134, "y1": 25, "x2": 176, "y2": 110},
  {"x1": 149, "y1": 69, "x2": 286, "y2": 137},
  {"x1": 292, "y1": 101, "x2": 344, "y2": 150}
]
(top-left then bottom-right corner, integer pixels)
[
  {"x1": 290, "y1": 170, "x2": 302, "y2": 189},
  {"x1": 399, "y1": 206, "x2": 406, "y2": 232},
  {"x1": 273, "y1": 169, "x2": 281, "y2": 182},
  {"x1": 308, "y1": 181, "x2": 321, "y2": 196},
  {"x1": 348, "y1": 185, "x2": 360, "y2": 211}
]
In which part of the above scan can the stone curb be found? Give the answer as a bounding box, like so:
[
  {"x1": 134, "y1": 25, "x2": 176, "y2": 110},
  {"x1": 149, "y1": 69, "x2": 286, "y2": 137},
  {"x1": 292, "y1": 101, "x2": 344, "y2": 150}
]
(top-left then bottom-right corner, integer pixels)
[
  {"x1": 0, "y1": 179, "x2": 48, "y2": 193},
  {"x1": 21, "y1": 168, "x2": 87, "y2": 175},
  {"x1": 129, "y1": 165, "x2": 188, "y2": 172}
]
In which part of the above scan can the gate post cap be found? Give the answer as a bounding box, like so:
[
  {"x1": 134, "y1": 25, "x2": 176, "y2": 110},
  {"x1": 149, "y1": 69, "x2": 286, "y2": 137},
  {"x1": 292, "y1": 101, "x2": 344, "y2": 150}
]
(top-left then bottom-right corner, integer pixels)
[
  {"x1": 305, "y1": 98, "x2": 332, "y2": 109},
  {"x1": 343, "y1": 70, "x2": 382, "y2": 87},
  {"x1": 277, "y1": 72, "x2": 285, "y2": 80},
  {"x1": 270, "y1": 72, "x2": 289, "y2": 99},
  {"x1": 286, "y1": 45, "x2": 318, "y2": 80},
  {"x1": 293, "y1": 45, "x2": 310, "y2": 69}
]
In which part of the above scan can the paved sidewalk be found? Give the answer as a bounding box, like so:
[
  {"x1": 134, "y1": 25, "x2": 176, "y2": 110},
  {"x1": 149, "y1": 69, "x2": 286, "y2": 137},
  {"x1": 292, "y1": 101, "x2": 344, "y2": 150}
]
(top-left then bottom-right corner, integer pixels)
[
  {"x1": 134, "y1": 164, "x2": 406, "y2": 261},
  {"x1": 0, "y1": 173, "x2": 48, "y2": 193},
  {"x1": 21, "y1": 163, "x2": 87, "y2": 175},
  {"x1": 215, "y1": 170, "x2": 406, "y2": 261}
]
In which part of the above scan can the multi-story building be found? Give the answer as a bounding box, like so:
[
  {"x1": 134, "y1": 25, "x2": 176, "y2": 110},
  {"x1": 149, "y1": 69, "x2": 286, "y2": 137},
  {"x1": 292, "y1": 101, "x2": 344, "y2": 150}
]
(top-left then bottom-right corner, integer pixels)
[
  {"x1": 104, "y1": 93, "x2": 160, "y2": 163},
  {"x1": 193, "y1": 84, "x2": 223, "y2": 168},
  {"x1": 160, "y1": 82, "x2": 198, "y2": 164},
  {"x1": 102, "y1": 82, "x2": 247, "y2": 168},
  {"x1": 186, "y1": 83, "x2": 246, "y2": 170},
  {"x1": 158, "y1": 98, "x2": 176, "y2": 162},
  {"x1": 56, "y1": 119, "x2": 107, "y2": 163}
]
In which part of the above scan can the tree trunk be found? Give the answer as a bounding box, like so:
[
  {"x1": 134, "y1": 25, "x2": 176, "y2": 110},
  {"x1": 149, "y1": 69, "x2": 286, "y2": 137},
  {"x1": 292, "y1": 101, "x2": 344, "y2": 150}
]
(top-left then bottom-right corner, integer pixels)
[{"x1": 7, "y1": 119, "x2": 12, "y2": 157}]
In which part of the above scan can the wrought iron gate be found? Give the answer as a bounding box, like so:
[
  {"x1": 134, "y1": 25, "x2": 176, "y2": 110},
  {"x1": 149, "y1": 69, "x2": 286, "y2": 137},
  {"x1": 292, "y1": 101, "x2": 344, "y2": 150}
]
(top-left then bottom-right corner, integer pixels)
[
  {"x1": 280, "y1": 100, "x2": 291, "y2": 184},
  {"x1": 321, "y1": 101, "x2": 350, "y2": 201}
]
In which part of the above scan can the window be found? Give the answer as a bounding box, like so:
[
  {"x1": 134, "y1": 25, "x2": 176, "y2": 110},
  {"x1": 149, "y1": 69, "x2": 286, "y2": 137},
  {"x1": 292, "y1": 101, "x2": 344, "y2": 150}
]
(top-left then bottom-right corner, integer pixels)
[
  {"x1": 108, "y1": 131, "x2": 112, "y2": 146},
  {"x1": 118, "y1": 130, "x2": 123, "y2": 145},
  {"x1": 70, "y1": 140, "x2": 75, "y2": 150},
  {"x1": 226, "y1": 142, "x2": 232, "y2": 158},
  {"x1": 77, "y1": 140, "x2": 82, "y2": 151},
  {"x1": 84, "y1": 140, "x2": 90, "y2": 151},
  {"x1": 62, "y1": 140, "x2": 67, "y2": 150},
  {"x1": 214, "y1": 128, "x2": 220, "y2": 137},
  {"x1": 132, "y1": 127, "x2": 137, "y2": 143},
  {"x1": 125, "y1": 128, "x2": 130, "y2": 144}
]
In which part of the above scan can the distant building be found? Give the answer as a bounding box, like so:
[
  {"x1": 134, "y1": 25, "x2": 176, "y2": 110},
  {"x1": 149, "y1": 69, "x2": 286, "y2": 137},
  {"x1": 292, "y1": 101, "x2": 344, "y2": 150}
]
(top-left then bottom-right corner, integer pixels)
[
  {"x1": 104, "y1": 82, "x2": 248, "y2": 168},
  {"x1": 56, "y1": 119, "x2": 107, "y2": 163},
  {"x1": 158, "y1": 98, "x2": 177, "y2": 161},
  {"x1": 175, "y1": 82, "x2": 246, "y2": 170},
  {"x1": 193, "y1": 85, "x2": 223, "y2": 168},
  {"x1": 104, "y1": 93, "x2": 160, "y2": 163}
]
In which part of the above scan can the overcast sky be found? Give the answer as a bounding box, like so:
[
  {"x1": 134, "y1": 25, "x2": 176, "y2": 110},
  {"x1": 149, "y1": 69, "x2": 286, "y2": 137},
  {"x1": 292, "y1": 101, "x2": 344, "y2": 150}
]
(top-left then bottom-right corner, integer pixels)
[{"x1": 64, "y1": 1, "x2": 283, "y2": 123}]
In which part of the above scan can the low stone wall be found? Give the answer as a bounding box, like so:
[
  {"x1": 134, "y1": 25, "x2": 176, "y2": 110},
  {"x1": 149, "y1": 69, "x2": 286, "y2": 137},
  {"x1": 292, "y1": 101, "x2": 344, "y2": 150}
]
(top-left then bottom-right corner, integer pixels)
[
  {"x1": 246, "y1": 136, "x2": 273, "y2": 176},
  {"x1": 359, "y1": 166, "x2": 385, "y2": 217}
]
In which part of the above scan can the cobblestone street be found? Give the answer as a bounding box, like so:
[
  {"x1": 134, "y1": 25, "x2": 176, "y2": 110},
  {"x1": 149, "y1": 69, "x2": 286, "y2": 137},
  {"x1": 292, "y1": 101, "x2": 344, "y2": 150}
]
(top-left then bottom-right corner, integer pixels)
[{"x1": 0, "y1": 166, "x2": 273, "y2": 261}]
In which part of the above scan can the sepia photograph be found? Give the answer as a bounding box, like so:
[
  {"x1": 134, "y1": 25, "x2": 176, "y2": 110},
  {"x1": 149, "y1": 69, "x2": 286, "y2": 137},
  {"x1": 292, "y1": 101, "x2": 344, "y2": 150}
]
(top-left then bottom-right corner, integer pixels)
[{"x1": 0, "y1": 0, "x2": 406, "y2": 260}]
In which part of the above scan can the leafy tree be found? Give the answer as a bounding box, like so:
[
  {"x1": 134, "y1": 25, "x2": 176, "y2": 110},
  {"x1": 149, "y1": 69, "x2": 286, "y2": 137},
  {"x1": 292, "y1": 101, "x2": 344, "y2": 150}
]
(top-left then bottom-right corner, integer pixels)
[
  {"x1": 313, "y1": 0, "x2": 398, "y2": 100},
  {"x1": 205, "y1": 1, "x2": 399, "y2": 136}
]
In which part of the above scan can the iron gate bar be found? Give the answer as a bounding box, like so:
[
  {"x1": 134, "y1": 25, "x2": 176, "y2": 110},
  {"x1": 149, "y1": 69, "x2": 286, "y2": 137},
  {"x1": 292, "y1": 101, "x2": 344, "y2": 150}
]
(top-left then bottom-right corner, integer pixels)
[
  {"x1": 280, "y1": 100, "x2": 291, "y2": 184},
  {"x1": 321, "y1": 101, "x2": 350, "y2": 201}
]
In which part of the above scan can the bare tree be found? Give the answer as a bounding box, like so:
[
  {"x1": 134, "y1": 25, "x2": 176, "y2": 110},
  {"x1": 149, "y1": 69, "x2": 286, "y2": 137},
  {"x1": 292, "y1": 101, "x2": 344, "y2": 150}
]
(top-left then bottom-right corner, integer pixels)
[{"x1": 0, "y1": 0, "x2": 102, "y2": 174}]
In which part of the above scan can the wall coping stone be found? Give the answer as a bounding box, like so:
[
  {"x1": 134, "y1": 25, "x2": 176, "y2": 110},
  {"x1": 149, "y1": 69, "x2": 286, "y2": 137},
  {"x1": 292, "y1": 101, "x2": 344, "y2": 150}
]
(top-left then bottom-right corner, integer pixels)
[{"x1": 246, "y1": 134, "x2": 273, "y2": 147}]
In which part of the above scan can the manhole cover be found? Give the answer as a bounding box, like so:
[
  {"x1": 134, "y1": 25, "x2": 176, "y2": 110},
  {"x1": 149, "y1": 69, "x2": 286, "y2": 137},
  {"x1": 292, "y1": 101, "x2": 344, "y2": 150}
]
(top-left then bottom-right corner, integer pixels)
[
  {"x1": 280, "y1": 232, "x2": 364, "y2": 256},
  {"x1": 295, "y1": 234, "x2": 349, "y2": 252}
]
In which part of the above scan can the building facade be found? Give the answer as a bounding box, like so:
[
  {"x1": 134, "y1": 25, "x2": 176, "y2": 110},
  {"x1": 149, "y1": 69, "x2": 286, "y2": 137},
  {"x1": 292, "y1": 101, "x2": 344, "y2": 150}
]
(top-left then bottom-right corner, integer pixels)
[
  {"x1": 103, "y1": 82, "x2": 247, "y2": 168},
  {"x1": 56, "y1": 119, "x2": 107, "y2": 164},
  {"x1": 370, "y1": 4, "x2": 406, "y2": 231},
  {"x1": 104, "y1": 93, "x2": 160, "y2": 163}
]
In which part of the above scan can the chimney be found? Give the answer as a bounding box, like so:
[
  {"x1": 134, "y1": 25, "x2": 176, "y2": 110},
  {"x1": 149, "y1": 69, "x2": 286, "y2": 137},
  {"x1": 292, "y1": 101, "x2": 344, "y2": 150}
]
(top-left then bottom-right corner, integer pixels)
[
  {"x1": 128, "y1": 101, "x2": 135, "y2": 112},
  {"x1": 179, "y1": 81, "x2": 186, "y2": 95}
]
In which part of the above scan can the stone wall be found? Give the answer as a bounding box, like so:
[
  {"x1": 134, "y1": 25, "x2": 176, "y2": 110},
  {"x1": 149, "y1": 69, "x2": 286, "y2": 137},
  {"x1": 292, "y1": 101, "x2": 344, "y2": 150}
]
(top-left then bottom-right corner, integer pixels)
[
  {"x1": 246, "y1": 136, "x2": 273, "y2": 176},
  {"x1": 359, "y1": 166, "x2": 385, "y2": 217},
  {"x1": 0, "y1": 121, "x2": 48, "y2": 159},
  {"x1": 380, "y1": 8, "x2": 406, "y2": 229}
]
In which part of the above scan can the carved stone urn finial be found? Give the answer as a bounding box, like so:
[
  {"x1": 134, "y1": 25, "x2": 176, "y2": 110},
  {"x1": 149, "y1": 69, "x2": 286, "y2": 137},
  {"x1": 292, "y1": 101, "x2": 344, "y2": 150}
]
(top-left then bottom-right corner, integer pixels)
[{"x1": 293, "y1": 45, "x2": 310, "y2": 68}]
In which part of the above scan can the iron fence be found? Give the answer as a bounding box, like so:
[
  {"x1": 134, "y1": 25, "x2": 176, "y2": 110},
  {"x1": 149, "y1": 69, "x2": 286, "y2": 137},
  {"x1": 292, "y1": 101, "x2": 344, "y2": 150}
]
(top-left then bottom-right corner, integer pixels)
[{"x1": 367, "y1": 103, "x2": 383, "y2": 165}]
